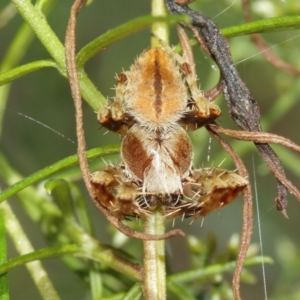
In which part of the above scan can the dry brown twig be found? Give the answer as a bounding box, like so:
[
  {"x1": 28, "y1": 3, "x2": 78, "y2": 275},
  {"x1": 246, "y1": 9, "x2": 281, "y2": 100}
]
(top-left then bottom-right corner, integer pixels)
[
  {"x1": 242, "y1": 0, "x2": 300, "y2": 76},
  {"x1": 206, "y1": 126, "x2": 253, "y2": 300},
  {"x1": 205, "y1": 122, "x2": 300, "y2": 295},
  {"x1": 208, "y1": 124, "x2": 300, "y2": 212},
  {"x1": 177, "y1": 23, "x2": 252, "y2": 298},
  {"x1": 177, "y1": 23, "x2": 253, "y2": 299},
  {"x1": 177, "y1": 24, "x2": 223, "y2": 101}
]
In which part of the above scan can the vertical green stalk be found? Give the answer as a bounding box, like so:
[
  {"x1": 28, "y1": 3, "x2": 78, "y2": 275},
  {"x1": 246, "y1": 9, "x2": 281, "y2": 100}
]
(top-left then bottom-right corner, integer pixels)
[
  {"x1": 142, "y1": 1, "x2": 169, "y2": 299},
  {"x1": 0, "y1": 22, "x2": 35, "y2": 140},
  {"x1": 143, "y1": 211, "x2": 166, "y2": 300},
  {"x1": 0, "y1": 205, "x2": 9, "y2": 300},
  {"x1": 0, "y1": 0, "x2": 57, "y2": 139},
  {"x1": 151, "y1": 0, "x2": 169, "y2": 46},
  {"x1": 2, "y1": 202, "x2": 60, "y2": 300}
]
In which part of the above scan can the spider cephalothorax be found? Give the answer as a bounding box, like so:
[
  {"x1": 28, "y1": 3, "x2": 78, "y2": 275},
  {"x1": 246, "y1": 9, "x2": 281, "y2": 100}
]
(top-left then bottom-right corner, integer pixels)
[{"x1": 91, "y1": 46, "x2": 247, "y2": 219}]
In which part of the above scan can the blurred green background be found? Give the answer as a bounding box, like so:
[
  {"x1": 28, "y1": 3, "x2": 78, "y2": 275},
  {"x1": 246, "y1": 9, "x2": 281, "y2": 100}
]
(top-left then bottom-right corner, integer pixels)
[{"x1": 1, "y1": 0, "x2": 300, "y2": 299}]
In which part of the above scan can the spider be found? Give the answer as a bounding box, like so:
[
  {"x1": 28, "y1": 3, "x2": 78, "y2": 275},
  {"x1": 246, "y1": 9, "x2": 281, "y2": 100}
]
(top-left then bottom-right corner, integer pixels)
[{"x1": 90, "y1": 45, "x2": 248, "y2": 220}]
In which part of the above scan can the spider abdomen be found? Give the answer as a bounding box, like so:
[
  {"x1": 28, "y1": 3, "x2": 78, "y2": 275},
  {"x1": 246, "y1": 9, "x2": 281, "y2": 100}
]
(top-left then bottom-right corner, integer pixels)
[{"x1": 121, "y1": 123, "x2": 193, "y2": 194}]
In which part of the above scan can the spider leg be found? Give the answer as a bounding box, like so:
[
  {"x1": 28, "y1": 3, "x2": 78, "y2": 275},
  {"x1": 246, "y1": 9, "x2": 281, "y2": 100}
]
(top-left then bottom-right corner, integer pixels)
[
  {"x1": 91, "y1": 165, "x2": 141, "y2": 219},
  {"x1": 98, "y1": 73, "x2": 135, "y2": 135},
  {"x1": 156, "y1": 31, "x2": 220, "y2": 131},
  {"x1": 183, "y1": 168, "x2": 247, "y2": 217}
]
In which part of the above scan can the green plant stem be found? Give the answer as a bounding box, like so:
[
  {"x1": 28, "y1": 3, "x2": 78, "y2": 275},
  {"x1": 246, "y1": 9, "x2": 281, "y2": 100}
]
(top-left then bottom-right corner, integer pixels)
[
  {"x1": 0, "y1": 22, "x2": 35, "y2": 140},
  {"x1": 45, "y1": 180, "x2": 103, "y2": 299},
  {"x1": 120, "y1": 283, "x2": 142, "y2": 300},
  {"x1": 0, "y1": 244, "x2": 80, "y2": 275},
  {"x1": 167, "y1": 281, "x2": 194, "y2": 300},
  {"x1": 222, "y1": 15, "x2": 300, "y2": 38},
  {"x1": 0, "y1": 145, "x2": 119, "y2": 203},
  {"x1": 168, "y1": 256, "x2": 273, "y2": 284},
  {"x1": 0, "y1": 3, "x2": 17, "y2": 29},
  {"x1": 0, "y1": 60, "x2": 58, "y2": 86},
  {"x1": 0, "y1": 240, "x2": 140, "y2": 282},
  {"x1": 11, "y1": 0, "x2": 66, "y2": 72},
  {"x1": 143, "y1": 211, "x2": 166, "y2": 300},
  {"x1": 0, "y1": 0, "x2": 58, "y2": 131},
  {"x1": 0, "y1": 205, "x2": 9, "y2": 300},
  {"x1": 2, "y1": 201, "x2": 60, "y2": 300},
  {"x1": 151, "y1": 0, "x2": 169, "y2": 46},
  {"x1": 76, "y1": 15, "x2": 186, "y2": 68}
]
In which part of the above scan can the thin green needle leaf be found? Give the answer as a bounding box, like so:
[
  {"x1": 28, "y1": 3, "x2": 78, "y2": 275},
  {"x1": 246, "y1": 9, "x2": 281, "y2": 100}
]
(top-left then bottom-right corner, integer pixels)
[
  {"x1": 0, "y1": 60, "x2": 58, "y2": 86},
  {"x1": 0, "y1": 23, "x2": 35, "y2": 140},
  {"x1": 120, "y1": 283, "x2": 142, "y2": 300},
  {"x1": 3, "y1": 202, "x2": 60, "y2": 300},
  {"x1": 167, "y1": 281, "x2": 194, "y2": 300},
  {"x1": 76, "y1": 14, "x2": 190, "y2": 67},
  {"x1": 0, "y1": 145, "x2": 120, "y2": 203},
  {"x1": 222, "y1": 15, "x2": 300, "y2": 38},
  {"x1": 71, "y1": 184, "x2": 94, "y2": 235},
  {"x1": 101, "y1": 294, "x2": 125, "y2": 300},
  {"x1": 11, "y1": 0, "x2": 66, "y2": 73},
  {"x1": 57, "y1": 183, "x2": 103, "y2": 298},
  {"x1": 0, "y1": 3, "x2": 17, "y2": 29},
  {"x1": 0, "y1": 207, "x2": 9, "y2": 300},
  {"x1": 45, "y1": 179, "x2": 76, "y2": 223},
  {"x1": 0, "y1": 244, "x2": 80, "y2": 275},
  {"x1": 168, "y1": 256, "x2": 273, "y2": 284}
]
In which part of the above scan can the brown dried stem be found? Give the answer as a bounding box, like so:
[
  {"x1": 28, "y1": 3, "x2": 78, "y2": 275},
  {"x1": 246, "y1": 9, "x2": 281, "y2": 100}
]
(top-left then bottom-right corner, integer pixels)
[
  {"x1": 206, "y1": 126, "x2": 253, "y2": 300},
  {"x1": 177, "y1": 24, "x2": 196, "y2": 75},
  {"x1": 64, "y1": 0, "x2": 184, "y2": 241},
  {"x1": 204, "y1": 79, "x2": 222, "y2": 102},
  {"x1": 177, "y1": 23, "x2": 222, "y2": 102},
  {"x1": 242, "y1": 0, "x2": 300, "y2": 76},
  {"x1": 208, "y1": 124, "x2": 300, "y2": 212},
  {"x1": 209, "y1": 124, "x2": 300, "y2": 153}
]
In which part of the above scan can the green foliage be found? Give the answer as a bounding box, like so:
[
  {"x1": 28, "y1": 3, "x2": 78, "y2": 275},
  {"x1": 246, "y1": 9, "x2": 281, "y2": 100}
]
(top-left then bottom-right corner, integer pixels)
[{"x1": 0, "y1": 0, "x2": 300, "y2": 299}]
